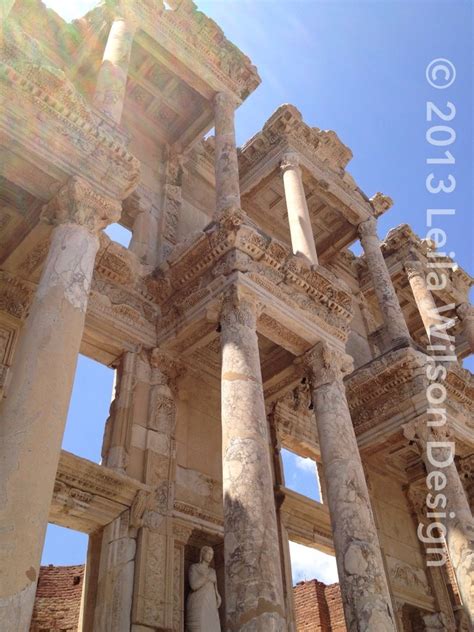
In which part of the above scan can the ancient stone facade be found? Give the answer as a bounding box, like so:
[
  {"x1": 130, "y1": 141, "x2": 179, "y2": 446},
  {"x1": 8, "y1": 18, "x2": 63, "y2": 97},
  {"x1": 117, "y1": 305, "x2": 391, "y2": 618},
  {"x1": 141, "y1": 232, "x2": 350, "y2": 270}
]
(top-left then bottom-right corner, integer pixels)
[{"x1": 0, "y1": 1, "x2": 472, "y2": 631}]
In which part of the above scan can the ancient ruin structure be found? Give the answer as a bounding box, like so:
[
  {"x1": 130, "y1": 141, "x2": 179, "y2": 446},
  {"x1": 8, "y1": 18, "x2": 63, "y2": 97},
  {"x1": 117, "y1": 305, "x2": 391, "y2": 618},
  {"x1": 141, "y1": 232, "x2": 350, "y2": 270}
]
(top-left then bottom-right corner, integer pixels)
[{"x1": 0, "y1": 1, "x2": 473, "y2": 630}]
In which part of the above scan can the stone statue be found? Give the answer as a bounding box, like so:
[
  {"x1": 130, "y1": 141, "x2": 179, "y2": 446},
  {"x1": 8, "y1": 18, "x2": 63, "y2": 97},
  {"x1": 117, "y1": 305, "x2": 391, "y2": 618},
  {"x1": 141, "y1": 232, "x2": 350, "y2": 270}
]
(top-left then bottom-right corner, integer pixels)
[{"x1": 186, "y1": 546, "x2": 222, "y2": 632}]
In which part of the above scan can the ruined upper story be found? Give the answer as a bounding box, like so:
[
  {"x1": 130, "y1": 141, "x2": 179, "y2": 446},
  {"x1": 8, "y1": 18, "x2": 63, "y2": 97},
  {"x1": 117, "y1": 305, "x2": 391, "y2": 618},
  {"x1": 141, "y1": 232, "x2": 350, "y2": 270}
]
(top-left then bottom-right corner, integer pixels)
[{"x1": 1, "y1": 0, "x2": 473, "y2": 397}]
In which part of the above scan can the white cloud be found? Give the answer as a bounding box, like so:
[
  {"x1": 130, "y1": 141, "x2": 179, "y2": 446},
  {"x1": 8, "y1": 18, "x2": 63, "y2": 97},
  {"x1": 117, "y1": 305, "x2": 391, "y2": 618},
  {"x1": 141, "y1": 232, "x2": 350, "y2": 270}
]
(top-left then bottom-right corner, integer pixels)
[
  {"x1": 294, "y1": 454, "x2": 316, "y2": 473},
  {"x1": 289, "y1": 541, "x2": 339, "y2": 586},
  {"x1": 43, "y1": 0, "x2": 97, "y2": 22}
]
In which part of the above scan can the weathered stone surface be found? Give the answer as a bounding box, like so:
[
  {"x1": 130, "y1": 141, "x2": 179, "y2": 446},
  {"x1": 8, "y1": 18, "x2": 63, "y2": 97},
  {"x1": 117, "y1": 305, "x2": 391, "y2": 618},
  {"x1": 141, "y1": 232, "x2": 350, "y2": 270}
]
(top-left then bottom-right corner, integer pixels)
[
  {"x1": 220, "y1": 286, "x2": 286, "y2": 631},
  {"x1": 305, "y1": 343, "x2": 396, "y2": 632},
  {"x1": 359, "y1": 217, "x2": 411, "y2": 348}
]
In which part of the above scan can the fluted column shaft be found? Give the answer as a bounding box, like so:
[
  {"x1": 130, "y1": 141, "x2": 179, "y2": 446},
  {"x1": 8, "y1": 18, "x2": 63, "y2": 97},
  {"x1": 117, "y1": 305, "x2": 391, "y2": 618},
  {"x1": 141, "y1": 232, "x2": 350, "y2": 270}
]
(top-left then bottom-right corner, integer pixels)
[
  {"x1": 306, "y1": 343, "x2": 396, "y2": 631},
  {"x1": 220, "y1": 287, "x2": 286, "y2": 631},
  {"x1": 405, "y1": 260, "x2": 440, "y2": 339},
  {"x1": 0, "y1": 178, "x2": 120, "y2": 632},
  {"x1": 457, "y1": 303, "x2": 474, "y2": 354},
  {"x1": 93, "y1": 11, "x2": 138, "y2": 124},
  {"x1": 281, "y1": 153, "x2": 318, "y2": 265},
  {"x1": 403, "y1": 420, "x2": 474, "y2": 626},
  {"x1": 359, "y1": 217, "x2": 411, "y2": 348},
  {"x1": 214, "y1": 92, "x2": 241, "y2": 216}
]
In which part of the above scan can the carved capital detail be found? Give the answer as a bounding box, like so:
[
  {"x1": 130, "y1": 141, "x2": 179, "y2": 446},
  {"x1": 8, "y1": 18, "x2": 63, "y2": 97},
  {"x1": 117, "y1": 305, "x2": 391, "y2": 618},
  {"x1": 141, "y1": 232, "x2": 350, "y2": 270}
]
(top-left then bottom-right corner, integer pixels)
[
  {"x1": 357, "y1": 216, "x2": 378, "y2": 240},
  {"x1": 280, "y1": 152, "x2": 301, "y2": 173},
  {"x1": 302, "y1": 341, "x2": 354, "y2": 389},
  {"x1": 457, "y1": 302, "x2": 474, "y2": 322},
  {"x1": 405, "y1": 259, "x2": 424, "y2": 280},
  {"x1": 370, "y1": 192, "x2": 393, "y2": 216},
  {"x1": 214, "y1": 91, "x2": 238, "y2": 113},
  {"x1": 42, "y1": 177, "x2": 122, "y2": 234},
  {"x1": 220, "y1": 284, "x2": 262, "y2": 330},
  {"x1": 402, "y1": 418, "x2": 454, "y2": 454},
  {"x1": 149, "y1": 348, "x2": 182, "y2": 383}
]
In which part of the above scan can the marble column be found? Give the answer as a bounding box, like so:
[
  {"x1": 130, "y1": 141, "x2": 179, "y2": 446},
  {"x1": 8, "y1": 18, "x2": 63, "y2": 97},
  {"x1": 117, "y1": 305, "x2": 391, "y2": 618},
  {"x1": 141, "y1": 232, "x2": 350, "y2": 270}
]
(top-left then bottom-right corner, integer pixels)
[
  {"x1": 305, "y1": 342, "x2": 396, "y2": 631},
  {"x1": 457, "y1": 303, "x2": 474, "y2": 354},
  {"x1": 93, "y1": 9, "x2": 138, "y2": 124},
  {"x1": 403, "y1": 420, "x2": 474, "y2": 627},
  {"x1": 358, "y1": 217, "x2": 411, "y2": 348},
  {"x1": 214, "y1": 92, "x2": 241, "y2": 216},
  {"x1": 220, "y1": 286, "x2": 286, "y2": 631},
  {"x1": 280, "y1": 153, "x2": 318, "y2": 265},
  {"x1": 0, "y1": 177, "x2": 120, "y2": 632},
  {"x1": 405, "y1": 260, "x2": 440, "y2": 340}
]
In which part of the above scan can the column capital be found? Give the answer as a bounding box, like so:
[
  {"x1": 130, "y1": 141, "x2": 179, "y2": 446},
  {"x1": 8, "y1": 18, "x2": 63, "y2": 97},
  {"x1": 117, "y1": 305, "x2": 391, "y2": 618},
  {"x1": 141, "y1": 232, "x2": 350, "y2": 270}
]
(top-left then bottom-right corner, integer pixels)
[
  {"x1": 280, "y1": 152, "x2": 301, "y2": 173},
  {"x1": 108, "y1": 0, "x2": 148, "y2": 27},
  {"x1": 220, "y1": 285, "x2": 263, "y2": 330},
  {"x1": 357, "y1": 215, "x2": 378, "y2": 240},
  {"x1": 149, "y1": 348, "x2": 183, "y2": 384},
  {"x1": 402, "y1": 417, "x2": 454, "y2": 452},
  {"x1": 42, "y1": 177, "x2": 122, "y2": 234},
  {"x1": 457, "y1": 302, "x2": 474, "y2": 322},
  {"x1": 302, "y1": 342, "x2": 353, "y2": 389},
  {"x1": 405, "y1": 259, "x2": 425, "y2": 280},
  {"x1": 214, "y1": 91, "x2": 238, "y2": 111}
]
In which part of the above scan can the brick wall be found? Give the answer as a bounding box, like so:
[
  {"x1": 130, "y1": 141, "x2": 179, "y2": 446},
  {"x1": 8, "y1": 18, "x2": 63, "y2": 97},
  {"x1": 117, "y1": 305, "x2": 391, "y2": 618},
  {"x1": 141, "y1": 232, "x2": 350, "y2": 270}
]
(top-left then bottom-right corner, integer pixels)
[
  {"x1": 293, "y1": 579, "x2": 346, "y2": 631},
  {"x1": 31, "y1": 565, "x2": 346, "y2": 631},
  {"x1": 30, "y1": 564, "x2": 85, "y2": 632}
]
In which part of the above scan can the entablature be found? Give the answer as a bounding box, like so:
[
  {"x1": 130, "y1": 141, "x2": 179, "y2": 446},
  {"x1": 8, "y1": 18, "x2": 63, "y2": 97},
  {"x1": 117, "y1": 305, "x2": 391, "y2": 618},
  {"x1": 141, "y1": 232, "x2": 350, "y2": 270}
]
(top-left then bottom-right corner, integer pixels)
[
  {"x1": 49, "y1": 449, "x2": 150, "y2": 534},
  {"x1": 278, "y1": 486, "x2": 333, "y2": 555},
  {"x1": 238, "y1": 105, "x2": 389, "y2": 262},
  {"x1": 150, "y1": 213, "x2": 354, "y2": 362}
]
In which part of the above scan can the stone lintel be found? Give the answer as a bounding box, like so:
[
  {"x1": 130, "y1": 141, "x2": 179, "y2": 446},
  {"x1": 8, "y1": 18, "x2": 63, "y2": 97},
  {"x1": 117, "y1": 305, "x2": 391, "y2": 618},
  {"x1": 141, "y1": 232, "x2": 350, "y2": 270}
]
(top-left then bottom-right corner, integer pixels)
[
  {"x1": 49, "y1": 450, "x2": 151, "y2": 534},
  {"x1": 239, "y1": 131, "x2": 373, "y2": 227},
  {"x1": 278, "y1": 486, "x2": 334, "y2": 555},
  {"x1": 100, "y1": 0, "x2": 261, "y2": 104},
  {"x1": 0, "y1": 60, "x2": 140, "y2": 201}
]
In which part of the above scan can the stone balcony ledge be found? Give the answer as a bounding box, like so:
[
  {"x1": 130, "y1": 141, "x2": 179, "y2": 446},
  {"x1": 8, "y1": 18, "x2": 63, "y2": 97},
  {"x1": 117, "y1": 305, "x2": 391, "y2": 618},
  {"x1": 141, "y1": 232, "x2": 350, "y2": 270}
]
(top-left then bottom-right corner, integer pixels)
[
  {"x1": 0, "y1": 58, "x2": 140, "y2": 201},
  {"x1": 149, "y1": 211, "x2": 354, "y2": 345}
]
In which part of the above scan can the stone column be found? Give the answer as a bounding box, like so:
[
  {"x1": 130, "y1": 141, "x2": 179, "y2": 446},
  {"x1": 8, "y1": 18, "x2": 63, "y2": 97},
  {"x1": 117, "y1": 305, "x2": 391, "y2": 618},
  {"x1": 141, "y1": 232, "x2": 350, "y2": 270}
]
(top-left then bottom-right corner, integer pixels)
[
  {"x1": 214, "y1": 92, "x2": 241, "y2": 216},
  {"x1": 403, "y1": 420, "x2": 474, "y2": 627},
  {"x1": 405, "y1": 260, "x2": 440, "y2": 340},
  {"x1": 0, "y1": 177, "x2": 120, "y2": 632},
  {"x1": 93, "y1": 7, "x2": 138, "y2": 124},
  {"x1": 220, "y1": 286, "x2": 286, "y2": 631},
  {"x1": 457, "y1": 303, "x2": 474, "y2": 354},
  {"x1": 280, "y1": 153, "x2": 318, "y2": 265},
  {"x1": 358, "y1": 217, "x2": 411, "y2": 348},
  {"x1": 305, "y1": 342, "x2": 396, "y2": 631}
]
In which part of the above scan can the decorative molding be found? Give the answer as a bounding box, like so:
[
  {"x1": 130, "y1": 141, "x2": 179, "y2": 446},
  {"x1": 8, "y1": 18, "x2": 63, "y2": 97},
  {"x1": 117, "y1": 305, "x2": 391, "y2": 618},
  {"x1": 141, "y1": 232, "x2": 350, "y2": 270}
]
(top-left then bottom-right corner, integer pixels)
[{"x1": 42, "y1": 177, "x2": 122, "y2": 234}]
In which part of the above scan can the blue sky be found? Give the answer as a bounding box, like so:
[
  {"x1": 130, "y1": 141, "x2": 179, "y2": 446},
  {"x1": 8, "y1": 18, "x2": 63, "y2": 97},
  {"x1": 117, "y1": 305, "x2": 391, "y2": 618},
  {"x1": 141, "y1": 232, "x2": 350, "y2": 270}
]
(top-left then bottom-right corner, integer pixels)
[{"x1": 41, "y1": 0, "x2": 472, "y2": 585}]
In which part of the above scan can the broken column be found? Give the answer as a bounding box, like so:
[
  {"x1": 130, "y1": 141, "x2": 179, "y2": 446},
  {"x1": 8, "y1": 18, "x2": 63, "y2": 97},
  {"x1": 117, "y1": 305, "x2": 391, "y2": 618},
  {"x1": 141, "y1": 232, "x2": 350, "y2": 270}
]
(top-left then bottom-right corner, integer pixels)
[
  {"x1": 305, "y1": 342, "x2": 396, "y2": 631},
  {"x1": 220, "y1": 285, "x2": 286, "y2": 630}
]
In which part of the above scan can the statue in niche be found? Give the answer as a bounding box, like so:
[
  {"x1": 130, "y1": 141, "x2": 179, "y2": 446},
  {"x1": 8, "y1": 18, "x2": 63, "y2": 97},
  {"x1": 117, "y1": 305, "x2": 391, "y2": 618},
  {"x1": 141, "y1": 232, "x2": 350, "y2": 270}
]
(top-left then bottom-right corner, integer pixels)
[{"x1": 186, "y1": 546, "x2": 221, "y2": 631}]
